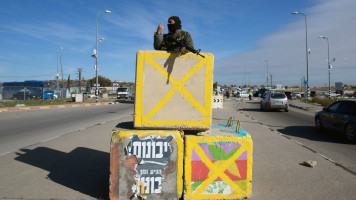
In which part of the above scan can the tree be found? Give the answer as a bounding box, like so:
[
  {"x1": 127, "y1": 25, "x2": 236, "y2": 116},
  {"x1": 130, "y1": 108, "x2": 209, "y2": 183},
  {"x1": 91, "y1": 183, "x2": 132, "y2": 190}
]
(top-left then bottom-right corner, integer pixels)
[
  {"x1": 88, "y1": 75, "x2": 112, "y2": 87},
  {"x1": 67, "y1": 75, "x2": 71, "y2": 89},
  {"x1": 213, "y1": 82, "x2": 218, "y2": 90}
]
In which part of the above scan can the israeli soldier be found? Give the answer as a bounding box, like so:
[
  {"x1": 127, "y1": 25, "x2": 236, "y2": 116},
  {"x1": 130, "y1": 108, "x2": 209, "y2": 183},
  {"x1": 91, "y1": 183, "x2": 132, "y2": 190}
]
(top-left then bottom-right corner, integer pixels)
[{"x1": 154, "y1": 16, "x2": 194, "y2": 56}]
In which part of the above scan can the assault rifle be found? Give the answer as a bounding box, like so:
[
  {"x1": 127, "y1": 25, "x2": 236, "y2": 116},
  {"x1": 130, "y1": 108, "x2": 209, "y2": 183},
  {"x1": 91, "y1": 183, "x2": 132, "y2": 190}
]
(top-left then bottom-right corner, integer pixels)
[{"x1": 167, "y1": 36, "x2": 205, "y2": 58}]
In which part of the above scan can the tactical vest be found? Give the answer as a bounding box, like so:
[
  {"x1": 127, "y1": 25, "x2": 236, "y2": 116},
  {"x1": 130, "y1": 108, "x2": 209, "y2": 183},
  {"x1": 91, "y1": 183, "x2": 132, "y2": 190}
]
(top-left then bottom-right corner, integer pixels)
[{"x1": 161, "y1": 30, "x2": 190, "y2": 52}]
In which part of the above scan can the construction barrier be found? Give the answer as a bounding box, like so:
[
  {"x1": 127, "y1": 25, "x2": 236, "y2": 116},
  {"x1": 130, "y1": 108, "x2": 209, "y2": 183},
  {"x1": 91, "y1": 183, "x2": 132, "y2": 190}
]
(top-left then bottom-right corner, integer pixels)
[
  {"x1": 184, "y1": 124, "x2": 253, "y2": 199},
  {"x1": 110, "y1": 129, "x2": 184, "y2": 200},
  {"x1": 134, "y1": 50, "x2": 214, "y2": 130}
]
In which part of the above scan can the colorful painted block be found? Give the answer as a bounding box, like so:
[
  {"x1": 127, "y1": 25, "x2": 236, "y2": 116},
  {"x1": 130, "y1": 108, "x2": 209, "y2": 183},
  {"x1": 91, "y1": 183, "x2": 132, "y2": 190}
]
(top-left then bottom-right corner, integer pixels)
[
  {"x1": 185, "y1": 126, "x2": 253, "y2": 199},
  {"x1": 134, "y1": 50, "x2": 214, "y2": 130},
  {"x1": 110, "y1": 129, "x2": 184, "y2": 200}
]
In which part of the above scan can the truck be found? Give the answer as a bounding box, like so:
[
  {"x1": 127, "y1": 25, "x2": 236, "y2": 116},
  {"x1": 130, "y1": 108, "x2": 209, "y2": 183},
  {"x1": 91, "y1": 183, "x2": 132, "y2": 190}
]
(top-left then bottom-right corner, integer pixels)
[
  {"x1": 335, "y1": 82, "x2": 344, "y2": 95},
  {"x1": 117, "y1": 87, "x2": 131, "y2": 99}
]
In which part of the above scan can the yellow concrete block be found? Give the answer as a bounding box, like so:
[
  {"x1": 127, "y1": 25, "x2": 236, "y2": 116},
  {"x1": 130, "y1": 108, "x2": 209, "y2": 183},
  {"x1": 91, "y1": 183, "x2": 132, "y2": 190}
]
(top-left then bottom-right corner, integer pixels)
[
  {"x1": 134, "y1": 50, "x2": 214, "y2": 130},
  {"x1": 110, "y1": 129, "x2": 184, "y2": 200},
  {"x1": 185, "y1": 131, "x2": 253, "y2": 199}
]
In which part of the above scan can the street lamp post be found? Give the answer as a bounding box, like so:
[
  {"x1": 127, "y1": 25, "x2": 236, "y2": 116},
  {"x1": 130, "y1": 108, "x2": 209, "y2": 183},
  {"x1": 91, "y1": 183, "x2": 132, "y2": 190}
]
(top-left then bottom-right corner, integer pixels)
[
  {"x1": 94, "y1": 10, "x2": 111, "y2": 102},
  {"x1": 263, "y1": 59, "x2": 269, "y2": 89},
  {"x1": 292, "y1": 11, "x2": 309, "y2": 101},
  {"x1": 56, "y1": 47, "x2": 63, "y2": 89},
  {"x1": 318, "y1": 35, "x2": 333, "y2": 99}
]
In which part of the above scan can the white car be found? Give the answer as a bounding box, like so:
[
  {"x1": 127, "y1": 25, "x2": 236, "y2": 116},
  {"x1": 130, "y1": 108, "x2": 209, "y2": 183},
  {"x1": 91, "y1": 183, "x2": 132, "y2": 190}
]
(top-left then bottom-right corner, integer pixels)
[
  {"x1": 294, "y1": 92, "x2": 301, "y2": 98},
  {"x1": 326, "y1": 92, "x2": 341, "y2": 98},
  {"x1": 260, "y1": 92, "x2": 289, "y2": 112},
  {"x1": 239, "y1": 91, "x2": 249, "y2": 98}
]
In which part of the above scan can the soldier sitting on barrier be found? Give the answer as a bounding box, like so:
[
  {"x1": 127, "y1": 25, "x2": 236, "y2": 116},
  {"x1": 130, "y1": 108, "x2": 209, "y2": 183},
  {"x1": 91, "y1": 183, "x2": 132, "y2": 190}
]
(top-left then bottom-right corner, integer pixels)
[{"x1": 154, "y1": 16, "x2": 194, "y2": 56}]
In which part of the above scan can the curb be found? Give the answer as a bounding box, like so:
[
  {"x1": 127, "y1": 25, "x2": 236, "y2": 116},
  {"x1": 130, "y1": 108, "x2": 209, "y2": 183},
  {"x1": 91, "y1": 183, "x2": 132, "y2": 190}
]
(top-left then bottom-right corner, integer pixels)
[
  {"x1": 289, "y1": 104, "x2": 307, "y2": 110},
  {"x1": 0, "y1": 102, "x2": 119, "y2": 112}
]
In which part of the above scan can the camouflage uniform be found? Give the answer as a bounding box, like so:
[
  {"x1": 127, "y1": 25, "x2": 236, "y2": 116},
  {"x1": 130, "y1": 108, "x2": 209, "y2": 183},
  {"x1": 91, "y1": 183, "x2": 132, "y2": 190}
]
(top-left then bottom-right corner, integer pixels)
[{"x1": 154, "y1": 29, "x2": 194, "y2": 53}]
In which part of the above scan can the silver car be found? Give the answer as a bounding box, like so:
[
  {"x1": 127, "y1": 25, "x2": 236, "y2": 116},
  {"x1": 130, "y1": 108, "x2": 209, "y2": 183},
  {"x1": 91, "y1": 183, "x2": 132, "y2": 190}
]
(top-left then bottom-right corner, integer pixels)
[{"x1": 260, "y1": 92, "x2": 289, "y2": 112}]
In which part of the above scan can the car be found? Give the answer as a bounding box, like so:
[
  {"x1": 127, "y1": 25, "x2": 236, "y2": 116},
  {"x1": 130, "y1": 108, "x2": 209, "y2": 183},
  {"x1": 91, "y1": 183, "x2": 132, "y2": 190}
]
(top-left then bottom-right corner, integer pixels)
[
  {"x1": 83, "y1": 92, "x2": 96, "y2": 98},
  {"x1": 284, "y1": 91, "x2": 297, "y2": 100},
  {"x1": 325, "y1": 92, "x2": 341, "y2": 98},
  {"x1": 294, "y1": 92, "x2": 301, "y2": 98},
  {"x1": 237, "y1": 91, "x2": 249, "y2": 98},
  {"x1": 11, "y1": 91, "x2": 36, "y2": 100},
  {"x1": 260, "y1": 92, "x2": 289, "y2": 112},
  {"x1": 284, "y1": 91, "x2": 293, "y2": 99},
  {"x1": 315, "y1": 100, "x2": 356, "y2": 142},
  {"x1": 254, "y1": 88, "x2": 268, "y2": 97}
]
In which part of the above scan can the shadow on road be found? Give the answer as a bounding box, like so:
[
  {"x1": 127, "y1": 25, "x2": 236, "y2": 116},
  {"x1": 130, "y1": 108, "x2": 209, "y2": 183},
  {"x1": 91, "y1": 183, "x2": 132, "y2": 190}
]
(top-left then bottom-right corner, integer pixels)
[
  {"x1": 239, "y1": 108, "x2": 262, "y2": 112},
  {"x1": 115, "y1": 121, "x2": 134, "y2": 129},
  {"x1": 277, "y1": 126, "x2": 349, "y2": 144},
  {"x1": 15, "y1": 147, "x2": 109, "y2": 199},
  {"x1": 244, "y1": 101, "x2": 260, "y2": 105}
]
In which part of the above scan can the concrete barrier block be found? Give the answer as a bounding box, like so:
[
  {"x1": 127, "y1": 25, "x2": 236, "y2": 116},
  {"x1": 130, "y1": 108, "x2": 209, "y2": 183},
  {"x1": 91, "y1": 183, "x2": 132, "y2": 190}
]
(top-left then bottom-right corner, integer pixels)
[
  {"x1": 184, "y1": 124, "x2": 253, "y2": 199},
  {"x1": 110, "y1": 129, "x2": 184, "y2": 200},
  {"x1": 134, "y1": 50, "x2": 214, "y2": 130}
]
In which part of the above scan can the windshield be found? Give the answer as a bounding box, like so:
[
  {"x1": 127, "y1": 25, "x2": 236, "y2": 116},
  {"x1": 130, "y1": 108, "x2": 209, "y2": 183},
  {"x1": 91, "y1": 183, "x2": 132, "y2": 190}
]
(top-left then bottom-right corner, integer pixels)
[
  {"x1": 117, "y1": 88, "x2": 128, "y2": 92},
  {"x1": 271, "y1": 93, "x2": 286, "y2": 99}
]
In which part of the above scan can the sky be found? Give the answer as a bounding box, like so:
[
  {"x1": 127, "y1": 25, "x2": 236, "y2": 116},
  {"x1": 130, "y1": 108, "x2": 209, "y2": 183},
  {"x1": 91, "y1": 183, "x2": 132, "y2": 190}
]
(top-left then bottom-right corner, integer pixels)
[{"x1": 0, "y1": 0, "x2": 355, "y2": 88}]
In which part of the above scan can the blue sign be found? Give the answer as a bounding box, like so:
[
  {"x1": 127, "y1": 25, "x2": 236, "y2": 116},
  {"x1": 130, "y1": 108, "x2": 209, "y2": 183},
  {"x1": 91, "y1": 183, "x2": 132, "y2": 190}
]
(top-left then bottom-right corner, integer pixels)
[{"x1": 304, "y1": 81, "x2": 308, "y2": 85}]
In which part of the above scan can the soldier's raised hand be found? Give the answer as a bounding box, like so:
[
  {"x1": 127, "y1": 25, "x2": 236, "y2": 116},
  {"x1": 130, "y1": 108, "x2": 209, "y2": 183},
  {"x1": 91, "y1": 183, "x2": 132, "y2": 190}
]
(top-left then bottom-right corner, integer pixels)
[{"x1": 156, "y1": 22, "x2": 164, "y2": 35}]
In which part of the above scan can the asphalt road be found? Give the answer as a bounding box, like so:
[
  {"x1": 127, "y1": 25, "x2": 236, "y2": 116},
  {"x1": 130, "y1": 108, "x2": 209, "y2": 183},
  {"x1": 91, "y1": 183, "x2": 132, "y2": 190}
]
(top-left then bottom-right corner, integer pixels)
[
  {"x1": 0, "y1": 98, "x2": 355, "y2": 199},
  {"x1": 0, "y1": 101, "x2": 134, "y2": 156},
  {"x1": 237, "y1": 98, "x2": 356, "y2": 174}
]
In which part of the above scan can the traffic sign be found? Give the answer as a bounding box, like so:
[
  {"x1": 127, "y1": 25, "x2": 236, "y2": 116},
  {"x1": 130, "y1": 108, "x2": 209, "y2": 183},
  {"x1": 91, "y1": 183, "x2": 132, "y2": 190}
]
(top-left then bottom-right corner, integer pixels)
[{"x1": 212, "y1": 96, "x2": 223, "y2": 108}]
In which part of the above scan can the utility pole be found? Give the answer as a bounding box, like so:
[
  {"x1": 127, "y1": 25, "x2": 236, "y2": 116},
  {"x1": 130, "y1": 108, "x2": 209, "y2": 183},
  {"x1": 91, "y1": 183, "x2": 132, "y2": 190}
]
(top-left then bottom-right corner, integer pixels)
[
  {"x1": 78, "y1": 68, "x2": 83, "y2": 93},
  {"x1": 60, "y1": 55, "x2": 64, "y2": 88},
  {"x1": 262, "y1": 59, "x2": 269, "y2": 89},
  {"x1": 56, "y1": 47, "x2": 63, "y2": 89},
  {"x1": 301, "y1": 78, "x2": 303, "y2": 93}
]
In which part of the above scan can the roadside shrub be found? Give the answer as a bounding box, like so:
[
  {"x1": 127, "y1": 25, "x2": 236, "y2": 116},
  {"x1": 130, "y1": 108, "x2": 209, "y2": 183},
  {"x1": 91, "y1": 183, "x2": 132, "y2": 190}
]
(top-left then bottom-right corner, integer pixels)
[{"x1": 311, "y1": 97, "x2": 336, "y2": 107}]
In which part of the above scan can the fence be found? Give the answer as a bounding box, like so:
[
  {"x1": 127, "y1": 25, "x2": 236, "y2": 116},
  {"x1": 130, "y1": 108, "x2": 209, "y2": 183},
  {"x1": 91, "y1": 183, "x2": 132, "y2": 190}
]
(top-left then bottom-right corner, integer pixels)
[{"x1": 1, "y1": 86, "x2": 70, "y2": 101}]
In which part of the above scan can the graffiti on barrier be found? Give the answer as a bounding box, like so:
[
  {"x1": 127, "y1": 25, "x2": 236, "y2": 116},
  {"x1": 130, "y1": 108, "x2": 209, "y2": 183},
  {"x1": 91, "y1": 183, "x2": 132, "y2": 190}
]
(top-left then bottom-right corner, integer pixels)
[
  {"x1": 126, "y1": 135, "x2": 173, "y2": 195},
  {"x1": 191, "y1": 142, "x2": 248, "y2": 195}
]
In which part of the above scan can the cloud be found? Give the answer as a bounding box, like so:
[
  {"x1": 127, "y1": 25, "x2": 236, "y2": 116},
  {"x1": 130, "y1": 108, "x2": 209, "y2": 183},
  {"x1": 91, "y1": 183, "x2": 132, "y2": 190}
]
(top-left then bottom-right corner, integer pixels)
[{"x1": 215, "y1": 0, "x2": 356, "y2": 87}]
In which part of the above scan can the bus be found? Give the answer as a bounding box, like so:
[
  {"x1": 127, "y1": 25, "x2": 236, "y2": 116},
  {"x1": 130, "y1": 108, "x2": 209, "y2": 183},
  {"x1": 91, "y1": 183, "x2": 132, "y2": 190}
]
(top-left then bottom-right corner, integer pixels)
[{"x1": 2, "y1": 81, "x2": 56, "y2": 100}]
